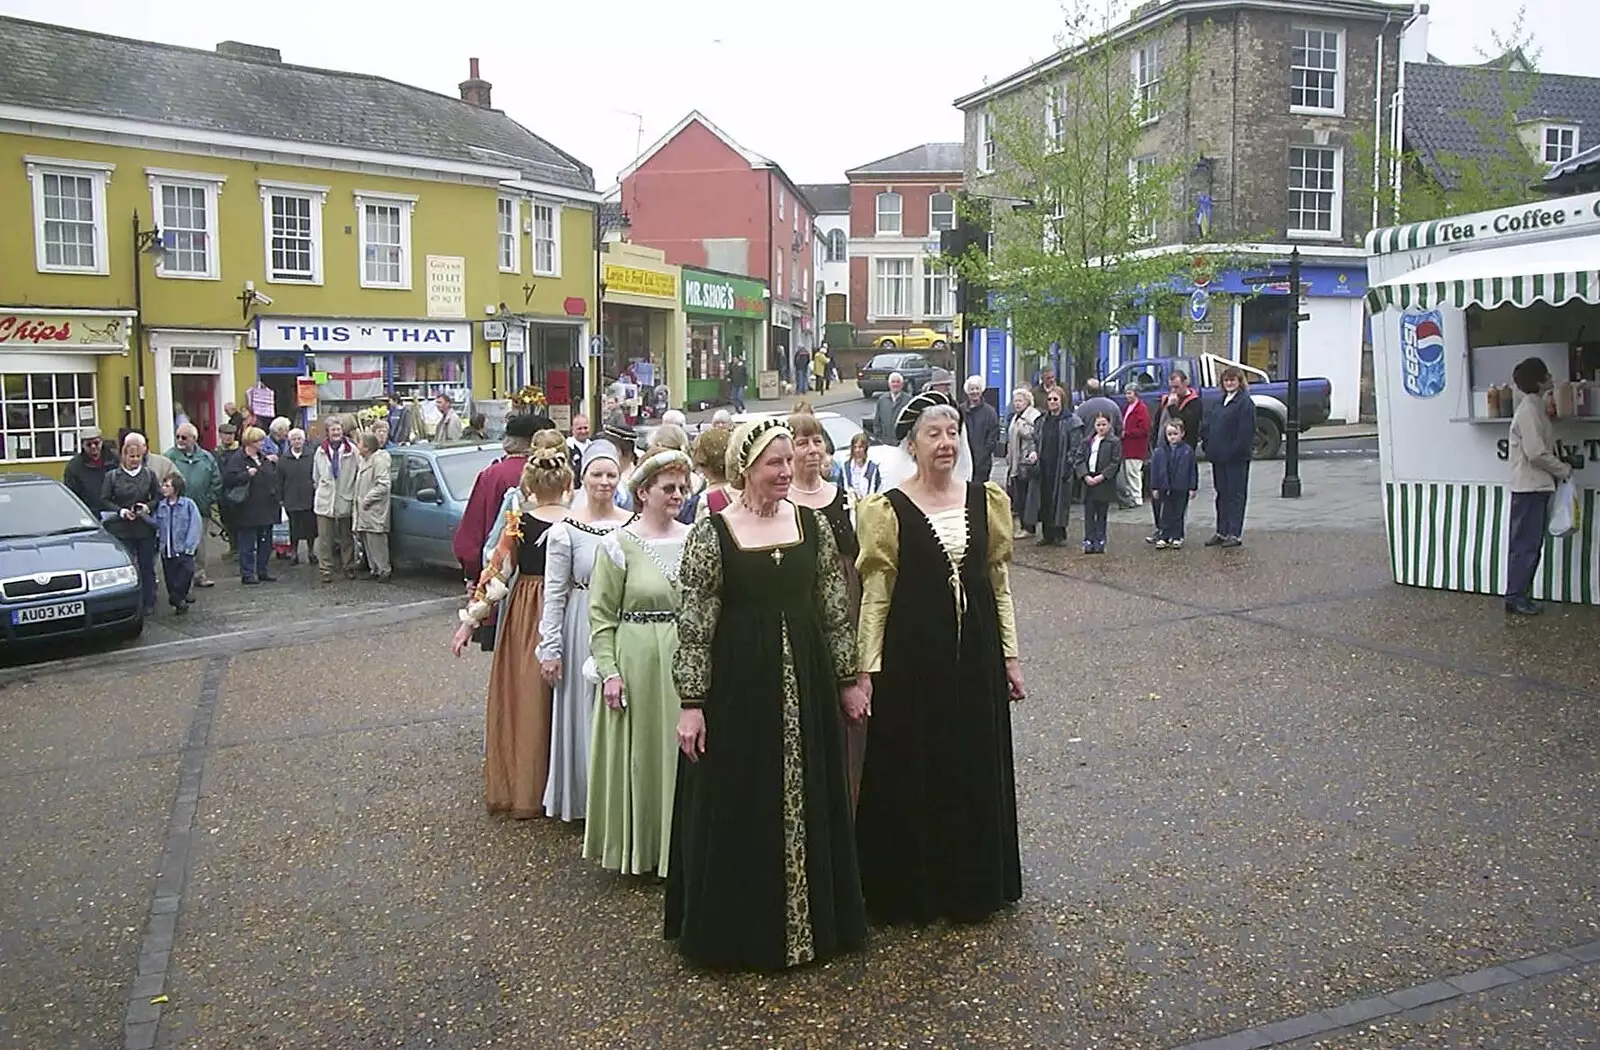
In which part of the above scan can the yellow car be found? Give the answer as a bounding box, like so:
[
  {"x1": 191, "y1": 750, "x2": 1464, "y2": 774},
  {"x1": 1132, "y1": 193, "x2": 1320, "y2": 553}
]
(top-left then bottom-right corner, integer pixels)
[{"x1": 878, "y1": 326, "x2": 948, "y2": 351}]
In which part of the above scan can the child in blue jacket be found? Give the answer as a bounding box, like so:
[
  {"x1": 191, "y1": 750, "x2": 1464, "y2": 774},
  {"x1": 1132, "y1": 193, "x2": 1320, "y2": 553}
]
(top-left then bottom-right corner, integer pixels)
[
  {"x1": 154, "y1": 472, "x2": 203, "y2": 614},
  {"x1": 1149, "y1": 419, "x2": 1199, "y2": 548}
]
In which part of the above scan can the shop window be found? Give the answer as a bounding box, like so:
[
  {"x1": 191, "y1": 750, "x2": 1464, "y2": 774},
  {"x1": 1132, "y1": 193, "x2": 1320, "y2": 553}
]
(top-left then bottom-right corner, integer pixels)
[
  {"x1": 1239, "y1": 295, "x2": 1290, "y2": 377},
  {"x1": 26, "y1": 158, "x2": 112, "y2": 275},
  {"x1": 0, "y1": 372, "x2": 97, "y2": 462},
  {"x1": 689, "y1": 324, "x2": 727, "y2": 383},
  {"x1": 356, "y1": 192, "x2": 415, "y2": 289}
]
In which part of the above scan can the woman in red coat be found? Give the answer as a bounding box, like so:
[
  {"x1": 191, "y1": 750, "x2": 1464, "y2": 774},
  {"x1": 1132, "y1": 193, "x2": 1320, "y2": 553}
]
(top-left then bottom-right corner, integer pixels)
[{"x1": 1118, "y1": 383, "x2": 1152, "y2": 508}]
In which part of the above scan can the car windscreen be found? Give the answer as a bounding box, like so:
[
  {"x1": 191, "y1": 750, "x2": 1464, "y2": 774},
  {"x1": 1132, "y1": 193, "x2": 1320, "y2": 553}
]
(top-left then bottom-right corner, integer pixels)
[
  {"x1": 0, "y1": 482, "x2": 100, "y2": 539},
  {"x1": 437, "y1": 448, "x2": 501, "y2": 500},
  {"x1": 820, "y1": 417, "x2": 862, "y2": 453},
  {"x1": 867, "y1": 354, "x2": 909, "y2": 371}
]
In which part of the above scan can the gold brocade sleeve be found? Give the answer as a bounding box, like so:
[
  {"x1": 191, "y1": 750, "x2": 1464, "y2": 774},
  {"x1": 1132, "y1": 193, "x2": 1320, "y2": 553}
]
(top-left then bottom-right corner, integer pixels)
[
  {"x1": 672, "y1": 519, "x2": 722, "y2": 702},
  {"x1": 808, "y1": 509, "x2": 857, "y2": 680},
  {"x1": 854, "y1": 494, "x2": 899, "y2": 675},
  {"x1": 985, "y1": 482, "x2": 1020, "y2": 660}
]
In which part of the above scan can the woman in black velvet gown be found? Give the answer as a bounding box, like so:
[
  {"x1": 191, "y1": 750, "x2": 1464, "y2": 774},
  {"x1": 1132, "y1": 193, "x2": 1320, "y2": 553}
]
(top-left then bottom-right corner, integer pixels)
[{"x1": 853, "y1": 391, "x2": 1026, "y2": 924}]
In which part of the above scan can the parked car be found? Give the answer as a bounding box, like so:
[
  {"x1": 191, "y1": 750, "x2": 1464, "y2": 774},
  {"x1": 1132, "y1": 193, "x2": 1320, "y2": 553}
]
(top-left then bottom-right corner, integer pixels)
[
  {"x1": 857, "y1": 352, "x2": 951, "y2": 397},
  {"x1": 388, "y1": 442, "x2": 504, "y2": 570},
  {"x1": 876, "y1": 327, "x2": 948, "y2": 351},
  {"x1": 0, "y1": 473, "x2": 142, "y2": 647},
  {"x1": 1097, "y1": 353, "x2": 1334, "y2": 459}
]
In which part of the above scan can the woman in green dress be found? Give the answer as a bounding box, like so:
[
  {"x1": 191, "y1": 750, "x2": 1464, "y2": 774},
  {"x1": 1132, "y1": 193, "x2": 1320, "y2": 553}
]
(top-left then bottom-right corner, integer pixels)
[
  {"x1": 667, "y1": 418, "x2": 869, "y2": 971},
  {"x1": 585, "y1": 446, "x2": 694, "y2": 876}
]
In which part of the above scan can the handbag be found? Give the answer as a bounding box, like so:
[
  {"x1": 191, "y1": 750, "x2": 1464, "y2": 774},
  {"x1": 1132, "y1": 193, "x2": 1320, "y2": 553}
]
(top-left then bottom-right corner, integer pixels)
[{"x1": 223, "y1": 480, "x2": 251, "y2": 506}]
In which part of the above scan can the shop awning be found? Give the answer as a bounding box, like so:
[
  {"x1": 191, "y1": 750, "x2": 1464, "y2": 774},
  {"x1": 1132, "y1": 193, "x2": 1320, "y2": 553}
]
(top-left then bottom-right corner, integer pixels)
[{"x1": 1367, "y1": 232, "x2": 1600, "y2": 311}]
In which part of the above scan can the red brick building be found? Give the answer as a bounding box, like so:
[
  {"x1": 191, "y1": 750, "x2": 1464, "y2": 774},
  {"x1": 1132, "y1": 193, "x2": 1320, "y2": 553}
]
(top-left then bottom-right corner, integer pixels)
[
  {"x1": 618, "y1": 111, "x2": 815, "y2": 374},
  {"x1": 844, "y1": 143, "x2": 963, "y2": 348}
]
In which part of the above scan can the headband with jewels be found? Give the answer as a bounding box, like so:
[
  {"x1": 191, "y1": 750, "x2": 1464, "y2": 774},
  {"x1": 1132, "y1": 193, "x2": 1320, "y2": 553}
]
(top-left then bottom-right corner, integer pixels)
[
  {"x1": 726, "y1": 417, "x2": 793, "y2": 487},
  {"x1": 628, "y1": 448, "x2": 692, "y2": 499},
  {"x1": 894, "y1": 389, "x2": 960, "y2": 443}
]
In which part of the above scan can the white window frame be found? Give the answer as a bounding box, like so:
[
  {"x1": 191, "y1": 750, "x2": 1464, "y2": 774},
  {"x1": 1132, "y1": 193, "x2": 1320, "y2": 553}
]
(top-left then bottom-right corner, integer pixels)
[
  {"x1": 1042, "y1": 195, "x2": 1067, "y2": 253},
  {"x1": 1132, "y1": 43, "x2": 1162, "y2": 125},
  {"x1": 978, "y1": 112, "x2": 996, "y2": 174},
  {"x1": 498, "y1": 196, "x2": 521, "y2": 273},
  {"x1": 778, "y1": 187, "x2": 786, "y2": 220},
  {"x1": 929, "y1": 192, "x2": 956, "y2": 232},
  {"x1": 1290, "y1": 26, "x2": 1344, "y2": 116},
  {"x1": 148, "y1": 170, "x2": 226, "y2": 280},
  {"x1": 355, "y1": 190, "x2": 416, "y2": 290},
  {"x1": 24, "y1": 156, "x2": 114, "y2": 276},
  {"x1": 876, "y1": 191, "x2": 903, "y2": 236},
  {"x1": 532, "y1": 201, "x2": 562, "y2": 277},
  {"x1": 1542, "y1": 124, "x2": 1580, "y2": 164},
  {"x1": 1287, "y1": 145, "x2": 1344, "y2": 240},
  {"x1": 1129, "y1": 156, "x2": 1158, "y2": 242},
  {"x1": 825, "y1": 228, "x2": 847, "y2": 263},
  {"x1": 0, "y1": 370, "x2": 99, "y2": 462},
  {"x1": 259, "y1": 179, "x2": 327, "y2": 285},
  {"x1": 1045, "y1": 85, "x2": 1067, "y2": 148},
  {"x1": 873, "y1": 257, "x2": 915, "y2": 319},
  {"x1": 922, "y1": 262, "x2": 954, "y2": 318},
  {"x1": 775, "y1": 251, "x2": 783, "y2": 302}
]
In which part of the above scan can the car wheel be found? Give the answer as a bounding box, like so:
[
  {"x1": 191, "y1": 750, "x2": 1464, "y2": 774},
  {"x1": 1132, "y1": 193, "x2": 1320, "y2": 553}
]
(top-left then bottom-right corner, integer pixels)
[
  {"x1": 932, "y1": 340, "x2": 947, "y2": 350},
  {"x1": 879, "y1": 338, "x2": 897, "y2": 350},
  {"x1": 114, "y1": 615, "x2": 144, "y2": 644},
  {"x1": 1253, "y1": 414, "x2": 1284, "y2": 460}
]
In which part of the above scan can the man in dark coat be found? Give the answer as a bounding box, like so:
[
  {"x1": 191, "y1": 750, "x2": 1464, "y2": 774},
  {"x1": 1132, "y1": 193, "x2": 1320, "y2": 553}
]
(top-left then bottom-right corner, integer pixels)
[
  {"x1": 386, "y1": 393, "x2": 414, "y2": 446},
  {"x1": 727, "y1": 354, "x2": 748, "y2": 413},
  {"x1": 63, "y1": 426, "x2": 114, "y2": 511},
  {"x1": 872, "y1": 372, "x2": 912, "y2": 445},
  {"x1": 1202, "y1": 367, "x2": 1256, "y2": 547},
  {"x1": 1023, "y1": 387, "x2": 1084, "y2": 546},
  {"x1": 1074, "y1": 377, "x2": 1122, "y2": 436},
  {"x1": 961, "y1": 375, "x2": 1002, "y2": 484}
]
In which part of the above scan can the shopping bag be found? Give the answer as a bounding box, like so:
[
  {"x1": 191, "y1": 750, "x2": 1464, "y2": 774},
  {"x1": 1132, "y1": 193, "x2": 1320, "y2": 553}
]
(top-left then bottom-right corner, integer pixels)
[{"x1": 1548, "y1": 478, "x2": 1580, "y2": 539}]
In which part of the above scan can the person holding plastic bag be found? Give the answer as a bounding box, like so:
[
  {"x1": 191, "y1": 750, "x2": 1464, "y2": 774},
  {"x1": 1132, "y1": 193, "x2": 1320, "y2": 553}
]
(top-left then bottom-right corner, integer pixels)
[{"x1": 1505, "y1": 356, "x2": 1574, "y2": 617}]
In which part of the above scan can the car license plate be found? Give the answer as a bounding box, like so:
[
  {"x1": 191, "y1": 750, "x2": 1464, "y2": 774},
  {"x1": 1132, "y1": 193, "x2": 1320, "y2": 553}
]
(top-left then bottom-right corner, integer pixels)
[{"x1": 12, "y1": 600, "x2": 86, "y2": 625}]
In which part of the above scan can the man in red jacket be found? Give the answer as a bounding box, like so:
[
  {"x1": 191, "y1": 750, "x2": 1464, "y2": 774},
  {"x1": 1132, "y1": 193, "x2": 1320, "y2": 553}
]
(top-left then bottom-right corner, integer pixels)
[{"x1": 451, "y1": 413, "x2": 546, "y2": 587}]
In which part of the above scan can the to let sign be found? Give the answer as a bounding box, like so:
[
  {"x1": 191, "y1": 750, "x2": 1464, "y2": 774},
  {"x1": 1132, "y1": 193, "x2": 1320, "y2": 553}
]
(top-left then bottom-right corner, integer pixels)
[
  {"x1": 426, "y1": 256, "x2": 467, "y2": 319},
  {"x1": 603, "y1": 263, "x2": 677, "y2": 300}
]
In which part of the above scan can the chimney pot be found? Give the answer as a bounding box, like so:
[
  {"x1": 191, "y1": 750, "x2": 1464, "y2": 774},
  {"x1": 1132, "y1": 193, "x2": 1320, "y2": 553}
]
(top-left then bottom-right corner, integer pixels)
[
  {"x1": 216, "y1": 40, "x2": 282, "y2": 63},
  {"x1": 459, "y1": 58, "x2": 492, "y2": 109},
  {"x1": 469, "y1": 57, "x2": 480, "y2": 79}
]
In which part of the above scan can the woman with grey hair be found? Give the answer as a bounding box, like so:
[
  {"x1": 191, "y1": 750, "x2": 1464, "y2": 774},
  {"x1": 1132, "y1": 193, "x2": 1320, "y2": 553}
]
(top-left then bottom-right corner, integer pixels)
[
  {"x1": 853, "y1": 389, "x2": 1024, "y2": 923},
  {"x1": 1005, "y1": 387, "x2": 1041, "y2": 539},
  {"x1": 263, "y1": 416, "x2": 292, "y2": 458}
]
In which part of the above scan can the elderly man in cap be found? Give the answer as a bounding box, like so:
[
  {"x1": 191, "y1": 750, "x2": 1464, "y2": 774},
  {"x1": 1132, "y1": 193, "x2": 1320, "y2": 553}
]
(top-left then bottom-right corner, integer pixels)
[
  {"x1": 452, "y1": 413, "x2": 550, "y2": 588},
  {"x1": 64, "y1": 426, "x2": 114, "y2": 511},
  {"x1": 165, "y1": 422, "x2": 222, "y2": 586},
  {"x1": 212, "y1": 421, "x2": 242, "y2": 557}
]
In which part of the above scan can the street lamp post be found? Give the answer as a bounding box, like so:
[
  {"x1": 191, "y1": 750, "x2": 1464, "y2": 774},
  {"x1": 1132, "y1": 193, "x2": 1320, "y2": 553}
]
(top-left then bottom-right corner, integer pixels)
[
  {"x1": 130, "y1": 211, "x2": 166, "y2": 434},
  {"x1": 1282, "y1": 248, "x2": 1304, "y2": 499}
]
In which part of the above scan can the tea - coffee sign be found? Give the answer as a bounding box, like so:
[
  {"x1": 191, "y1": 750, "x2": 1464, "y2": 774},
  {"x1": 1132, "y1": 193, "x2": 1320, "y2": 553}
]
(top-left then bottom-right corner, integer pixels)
[{"x1": 682, "y1": 269, "x2": 766, "y2": 318}]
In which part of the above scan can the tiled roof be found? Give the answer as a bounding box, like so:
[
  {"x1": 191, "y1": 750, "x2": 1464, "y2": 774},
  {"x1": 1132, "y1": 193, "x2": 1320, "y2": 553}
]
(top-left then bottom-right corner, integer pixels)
[
  {"x1": 846, "y1": 143, "x2": 964, "y2": 176},
  {"x1": 797, "y1": 183, "x2": 850, "y2": 213},
  {"x1": 0, "y1": 16, "x2": 594, "y2": 192},
  {"x1": 1403, "y1": 61, "x2": 1600, "y2": 184}
]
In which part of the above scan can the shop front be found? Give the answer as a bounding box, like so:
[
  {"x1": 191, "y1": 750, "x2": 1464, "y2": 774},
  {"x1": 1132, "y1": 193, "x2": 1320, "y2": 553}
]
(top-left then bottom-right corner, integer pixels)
[
  {"x1": 0, "y1": 308, "x2": 135, "y2": 475},
  {"x1": 1100, "y1": 255, "x2": 1370, "y2": 424},
  {"x1": 1367, "y1": 192, "x2": 1600, "y2": 605},
  {"x1": 681, "y1": 267, "x2": 768, "y2": 407},
  {"x1": 599, "y1": 244, "x2": 684, "y2": 417},
  {"x1": 150, "y1": 329, "x2": 244, "y2": 452},
  {"x1": 252, "y1": 317, "x2": 475, "y2": 430}
]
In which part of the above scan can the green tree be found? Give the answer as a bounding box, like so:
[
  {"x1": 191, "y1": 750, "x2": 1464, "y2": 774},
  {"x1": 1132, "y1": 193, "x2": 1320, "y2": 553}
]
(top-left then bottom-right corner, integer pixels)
[{"x1": 950, "y1": 3, "x2": 1213, "y2": 377}]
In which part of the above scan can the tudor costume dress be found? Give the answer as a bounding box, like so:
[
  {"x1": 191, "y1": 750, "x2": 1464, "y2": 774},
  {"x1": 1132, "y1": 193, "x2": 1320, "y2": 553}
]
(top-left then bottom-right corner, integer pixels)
[
  {"x1": 536, "y1": 516, "x2": 624, "y2": 822},
  {"x1": 667, "y1": 506, "x2": 866, "y2": 971},
  {"x1": 585, "y1": 526, "x2": 686, "y2": 875},
  {"x1": 854, "y1": 480, "x2": 1022, "y2": 923}
]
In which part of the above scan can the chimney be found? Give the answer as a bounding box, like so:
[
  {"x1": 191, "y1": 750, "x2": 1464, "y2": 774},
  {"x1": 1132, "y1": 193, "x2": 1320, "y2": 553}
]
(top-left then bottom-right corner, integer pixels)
[
  {"x1": 216, "y1": 41, "x2": 282, "y2": 63},
  {"x1": 459, "y1": 58, "x2": 492, "y2": 109}
]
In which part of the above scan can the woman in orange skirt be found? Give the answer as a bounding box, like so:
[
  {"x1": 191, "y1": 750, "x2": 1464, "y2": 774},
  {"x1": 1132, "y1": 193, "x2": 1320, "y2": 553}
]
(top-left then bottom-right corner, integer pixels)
[{"x1": 452, "y1": 431, "x2": 572, "y2": 817}]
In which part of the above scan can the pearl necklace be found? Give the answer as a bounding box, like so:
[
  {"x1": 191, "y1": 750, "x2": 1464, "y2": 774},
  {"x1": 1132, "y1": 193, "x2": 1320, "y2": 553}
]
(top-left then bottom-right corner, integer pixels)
[{"x1": 789, "y1": 478, "x2": 827, "y2": 496}]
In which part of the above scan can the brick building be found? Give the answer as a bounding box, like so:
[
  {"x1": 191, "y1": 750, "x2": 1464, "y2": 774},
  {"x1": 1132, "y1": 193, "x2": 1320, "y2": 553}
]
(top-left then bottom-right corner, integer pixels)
[
  {"x1": 617, "y1": 111, "x2": 814, "y2": 379},
  {"x1": 956, "y1": 0, "x2": 1417, "y2": 424},
  {"x1": 843, "y1": 143, "x2": 963, "y2": 351}
]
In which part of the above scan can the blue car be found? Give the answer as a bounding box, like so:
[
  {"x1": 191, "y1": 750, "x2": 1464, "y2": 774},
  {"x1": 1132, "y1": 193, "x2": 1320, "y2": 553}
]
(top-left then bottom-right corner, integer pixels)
[
  {"x1": 0, "y1": 473, "x2": 143, "y2": 647},
  {"x1": 388, "y1": 442, "x2": 506, "y2": 570}
]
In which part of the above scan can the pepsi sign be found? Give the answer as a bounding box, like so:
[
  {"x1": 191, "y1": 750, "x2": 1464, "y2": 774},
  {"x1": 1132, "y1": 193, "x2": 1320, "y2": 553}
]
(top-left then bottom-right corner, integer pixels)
[{"x1": 1400, "y1": 309, "x2": 1446, "y2": 399}]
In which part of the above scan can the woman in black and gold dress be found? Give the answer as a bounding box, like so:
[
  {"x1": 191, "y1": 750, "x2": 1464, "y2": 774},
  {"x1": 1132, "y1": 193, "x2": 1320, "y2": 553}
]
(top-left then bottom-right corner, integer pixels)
[
  {"x1": 854, "y1": 390, "x2": 1026, "y2": 924},
  {"x1": 667, "y1": 418, "x2": 869, "y2": 972}
]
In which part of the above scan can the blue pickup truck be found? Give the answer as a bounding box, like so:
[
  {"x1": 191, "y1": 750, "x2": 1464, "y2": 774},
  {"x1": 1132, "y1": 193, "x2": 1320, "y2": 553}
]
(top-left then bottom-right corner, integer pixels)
[{"x1": 1096, "y1": 354, "x2": 1333, "y2": 460}]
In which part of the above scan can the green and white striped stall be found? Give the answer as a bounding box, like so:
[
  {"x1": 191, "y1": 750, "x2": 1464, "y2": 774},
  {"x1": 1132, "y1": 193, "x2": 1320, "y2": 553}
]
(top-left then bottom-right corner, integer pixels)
[{"x1": 1367, "y1": 235, "x2": 1600, "y2": 312}]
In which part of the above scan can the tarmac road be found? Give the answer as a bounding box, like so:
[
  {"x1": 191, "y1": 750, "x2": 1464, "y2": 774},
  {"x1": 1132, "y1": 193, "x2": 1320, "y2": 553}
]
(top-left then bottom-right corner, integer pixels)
[{"x1": 1, "y1": 463, "x2": 1596, "y2": 1049}]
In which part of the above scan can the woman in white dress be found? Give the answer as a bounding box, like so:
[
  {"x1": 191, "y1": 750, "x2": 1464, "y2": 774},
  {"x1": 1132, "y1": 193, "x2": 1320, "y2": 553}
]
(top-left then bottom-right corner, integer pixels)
[{"x1": 537, "y1": 440, "x2": 633, "y2": 822}]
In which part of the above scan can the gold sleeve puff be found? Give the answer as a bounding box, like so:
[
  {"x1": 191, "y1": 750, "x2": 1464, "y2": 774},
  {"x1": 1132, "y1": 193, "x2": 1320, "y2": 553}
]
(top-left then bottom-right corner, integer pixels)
[
  {"x1": 984, "y1": 481, "x2": 1020, "y2": 660},
  {"x1": 853, "y1": 493, "x2": 898, "y2": 675}
]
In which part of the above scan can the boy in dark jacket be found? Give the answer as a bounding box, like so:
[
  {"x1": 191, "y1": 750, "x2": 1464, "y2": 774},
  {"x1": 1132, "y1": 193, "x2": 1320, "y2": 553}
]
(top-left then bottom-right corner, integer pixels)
[{"x1": 1150, "y1": 419, "x2": 1199, "y2": 548}]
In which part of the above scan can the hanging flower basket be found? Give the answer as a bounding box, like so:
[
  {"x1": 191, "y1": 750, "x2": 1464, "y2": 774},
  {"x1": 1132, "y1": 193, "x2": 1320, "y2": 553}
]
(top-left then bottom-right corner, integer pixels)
[{"x1": 510, "y1": 384, "x2": 547, "y2": 412}]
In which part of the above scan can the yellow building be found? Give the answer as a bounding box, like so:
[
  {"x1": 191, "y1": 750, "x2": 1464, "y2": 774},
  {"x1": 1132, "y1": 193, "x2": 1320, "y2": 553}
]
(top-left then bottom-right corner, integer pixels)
[{"x1": 0, "y1": 20, "x2": 599, "y2": 472}]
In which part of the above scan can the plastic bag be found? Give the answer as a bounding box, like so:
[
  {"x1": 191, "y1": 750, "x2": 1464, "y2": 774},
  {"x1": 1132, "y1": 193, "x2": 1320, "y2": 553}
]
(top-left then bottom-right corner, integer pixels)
[{"x1": 1548, "y1": 478, "x2": 1580, "y2": 538}]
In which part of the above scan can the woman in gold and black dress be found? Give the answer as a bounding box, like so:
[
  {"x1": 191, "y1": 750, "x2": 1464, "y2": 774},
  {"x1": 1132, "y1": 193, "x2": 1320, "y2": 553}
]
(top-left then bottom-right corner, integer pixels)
[
  {"x1": 667, "y1": 418, "x2": 868, "y2": 972},
  {"x1": 854, "y1": 390, "x2": 1026, "y2": 924}
]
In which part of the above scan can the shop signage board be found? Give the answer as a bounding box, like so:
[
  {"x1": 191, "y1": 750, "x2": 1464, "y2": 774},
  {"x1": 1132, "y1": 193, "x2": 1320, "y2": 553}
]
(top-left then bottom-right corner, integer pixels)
[
  {"x1": 681, "y1": 269, "x2": 767, "y2": 318},
  {"x1": 603, "y1": 263, "x2": 677, "y2": 299},
  {"x1": 426, "y1": 256, "x2": 467, "y2": 319},
  {"x1": 257, "y1": 319, "x2": 472, "y2": 353},
  {"x1": 0, "y1": 311, "x2": 133, "y2": 350}
]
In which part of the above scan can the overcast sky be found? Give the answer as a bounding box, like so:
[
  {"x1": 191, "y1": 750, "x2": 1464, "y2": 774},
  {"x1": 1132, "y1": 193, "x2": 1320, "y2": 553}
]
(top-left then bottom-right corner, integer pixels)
[{"x1": 2, "y1": 0, "x2": 1594, "y2": 188}]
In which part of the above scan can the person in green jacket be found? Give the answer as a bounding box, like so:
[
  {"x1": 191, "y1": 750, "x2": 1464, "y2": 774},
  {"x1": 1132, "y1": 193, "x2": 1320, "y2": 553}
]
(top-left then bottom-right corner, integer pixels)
[{"x1": 165, "y1": 422, "x2": 222, "y2": 588}]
